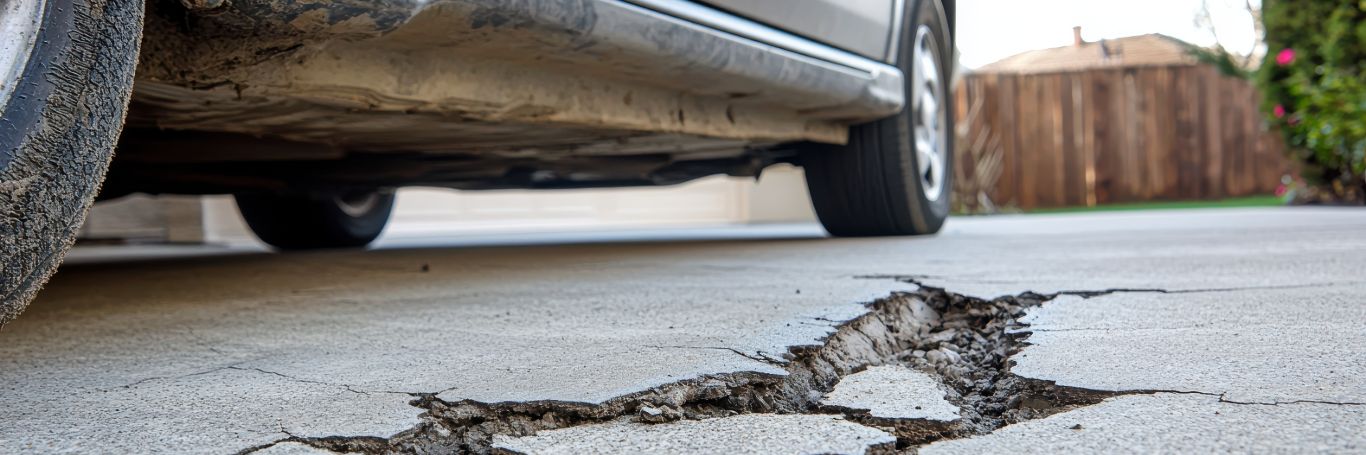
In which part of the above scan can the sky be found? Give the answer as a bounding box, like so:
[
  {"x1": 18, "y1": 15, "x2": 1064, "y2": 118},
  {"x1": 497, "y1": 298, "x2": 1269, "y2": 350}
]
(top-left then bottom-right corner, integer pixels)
[{"x1": 956, "y1": 0, "x2": 1262, "y2": 68}]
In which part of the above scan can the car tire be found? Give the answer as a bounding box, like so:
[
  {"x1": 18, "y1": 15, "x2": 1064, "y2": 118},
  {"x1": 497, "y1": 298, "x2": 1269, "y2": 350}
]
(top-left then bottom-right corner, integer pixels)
[
  {"x1": 235, "y1": 191, "x2": 395, "y2": 250},
  {"x1": 801, "y1": 0, "x2": 954, "y2": 237},
  {"x1": 0, "y1": 0, "x2": 144, "y2": 326}
]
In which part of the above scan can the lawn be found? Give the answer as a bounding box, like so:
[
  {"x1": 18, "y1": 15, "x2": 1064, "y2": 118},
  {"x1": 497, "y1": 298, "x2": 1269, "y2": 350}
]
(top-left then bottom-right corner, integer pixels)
[{"x1": 1026, "y1": 195, "x2": 1286, "y2": 214}]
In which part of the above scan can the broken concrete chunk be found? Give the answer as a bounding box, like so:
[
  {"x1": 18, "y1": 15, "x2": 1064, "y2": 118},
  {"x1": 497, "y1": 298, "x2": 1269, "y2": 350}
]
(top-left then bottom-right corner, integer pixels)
[
  {"x1": 492, "y1": 414, "x2": 895, "y2": 455},
  {"x1": 635, "y1": 405, "x2": 683, "y2": 424},
  {"x1": 926, "y1": 350, "x2": 948, "y2": 364},
  {"x1": 821, "y1": 365, "x2": 961, "y2": 422}
]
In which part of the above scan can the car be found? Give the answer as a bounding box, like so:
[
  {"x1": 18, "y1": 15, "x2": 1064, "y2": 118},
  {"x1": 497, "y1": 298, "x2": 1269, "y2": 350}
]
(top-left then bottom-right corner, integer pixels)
[{"x1": 0, "y1": 0, "x2": 955, "y2": 324}]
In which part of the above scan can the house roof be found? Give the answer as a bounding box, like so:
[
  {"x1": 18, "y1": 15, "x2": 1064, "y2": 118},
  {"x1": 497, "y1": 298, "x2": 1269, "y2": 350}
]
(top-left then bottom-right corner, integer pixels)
[{"x1": 974, "y1": 34, "x2": 1199, "y2": 74}]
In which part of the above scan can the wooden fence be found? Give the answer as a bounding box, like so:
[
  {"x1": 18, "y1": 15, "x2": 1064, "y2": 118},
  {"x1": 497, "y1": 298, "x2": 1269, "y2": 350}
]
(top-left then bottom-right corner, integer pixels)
[{"x1": 952, "y1": 64, "x2": 1293, "y2": 212}]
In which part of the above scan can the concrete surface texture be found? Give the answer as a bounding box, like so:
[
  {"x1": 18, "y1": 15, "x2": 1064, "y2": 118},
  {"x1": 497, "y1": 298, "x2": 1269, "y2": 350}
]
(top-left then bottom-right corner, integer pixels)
[
  {"x1": 492, "y1": 414, "x2": 896, "y2": 455},
  {"x1": 1012, "y1": 287, "x2": 1366, "y2": 404},
  {"x1": 253, "y1": 442, "x2": 339, "y2": 455},
  {"x1": 0, "y1": 207, "x2": 1363, "y2": 453},
  {"x1": 821, "y1": 365, "x2": 962, "y2": 421},
  {"x1": 920, "y1": 393, "x2": 1366, "y2": 454}
]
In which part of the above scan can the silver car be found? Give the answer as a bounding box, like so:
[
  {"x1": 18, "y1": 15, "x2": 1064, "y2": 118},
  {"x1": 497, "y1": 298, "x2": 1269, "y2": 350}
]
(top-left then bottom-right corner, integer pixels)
[{"x1": 0, "y1": 0, "x2": 955, "y2": 323}]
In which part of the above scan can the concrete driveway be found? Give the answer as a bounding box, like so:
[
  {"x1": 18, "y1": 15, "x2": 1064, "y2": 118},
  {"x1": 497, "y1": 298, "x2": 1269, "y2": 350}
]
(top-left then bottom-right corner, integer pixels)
[{"x1": 2, "y1": 208, "x2": 1363, "y2": 454}]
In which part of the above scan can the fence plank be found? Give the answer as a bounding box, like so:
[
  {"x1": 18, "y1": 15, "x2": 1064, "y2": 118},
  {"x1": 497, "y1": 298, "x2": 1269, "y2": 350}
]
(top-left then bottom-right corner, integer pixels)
[{"x1": 953, "y1": 65, "x2": 1292, "y2": 211}]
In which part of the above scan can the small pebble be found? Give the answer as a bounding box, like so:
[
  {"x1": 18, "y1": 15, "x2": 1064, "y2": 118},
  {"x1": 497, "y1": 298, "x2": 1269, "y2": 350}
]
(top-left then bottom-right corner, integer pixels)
[
  {"x1": 636, "y1": 405, "x2": 682, "y2": 424},
  {"x1": 926, "y1": 350, "x2": 948, "y2": 364}
]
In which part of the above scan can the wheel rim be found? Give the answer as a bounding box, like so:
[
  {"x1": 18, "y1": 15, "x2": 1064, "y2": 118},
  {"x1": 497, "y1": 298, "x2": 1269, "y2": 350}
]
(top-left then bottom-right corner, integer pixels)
[
  {"x1": 0, "y1": 0, "x2": 46, "y2": 114},
  {"x1": 334, "y1": 191, "x2": 380, "y2": 217},
  {"x1": 910, "y1": 25, "x2": 948, "y2": 202}
]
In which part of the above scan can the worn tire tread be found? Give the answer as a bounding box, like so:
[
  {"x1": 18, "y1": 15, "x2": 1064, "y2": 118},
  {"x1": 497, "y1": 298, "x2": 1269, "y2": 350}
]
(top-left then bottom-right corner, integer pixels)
[{"x1": 0, "y1": 0, "x2": 144, "y2": 326}]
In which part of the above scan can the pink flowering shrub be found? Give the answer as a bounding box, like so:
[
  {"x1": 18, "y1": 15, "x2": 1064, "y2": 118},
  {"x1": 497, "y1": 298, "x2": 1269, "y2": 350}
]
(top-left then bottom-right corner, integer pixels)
[
  {"x1": 1257, "y1": 0, "x2": 1366, "y2": 202},
  {"x1": 1275, "y1": 48, "x2": 1296, "y2": 66}
]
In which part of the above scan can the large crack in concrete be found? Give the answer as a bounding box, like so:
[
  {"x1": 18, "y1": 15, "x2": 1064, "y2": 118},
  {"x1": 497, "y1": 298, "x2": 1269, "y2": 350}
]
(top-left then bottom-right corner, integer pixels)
[{"x1": 240, "y1": 279, "x2": 1339, "y2": 454}]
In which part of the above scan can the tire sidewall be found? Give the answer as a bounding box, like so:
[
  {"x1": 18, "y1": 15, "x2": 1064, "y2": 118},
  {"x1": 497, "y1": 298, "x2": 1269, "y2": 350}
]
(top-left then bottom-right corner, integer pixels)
[
  {"x1": 235, "y1": 191, "x2": 395, "y2": 250},
  {"x1": 894, "y1": 0, "x2": 954, "y2": 231},
  {"x1": 0, "y1": 0, "x2": 143, "y2": 326}
]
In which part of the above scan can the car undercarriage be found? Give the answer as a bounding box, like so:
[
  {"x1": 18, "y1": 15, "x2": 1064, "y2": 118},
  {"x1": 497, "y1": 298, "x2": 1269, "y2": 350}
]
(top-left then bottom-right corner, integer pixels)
[
  {"x1": 109, "y1": 0, "x2": 913, "y2": 196},
  {"x1": 1, "y1": 0, "x2": 955, "y2": 322}
]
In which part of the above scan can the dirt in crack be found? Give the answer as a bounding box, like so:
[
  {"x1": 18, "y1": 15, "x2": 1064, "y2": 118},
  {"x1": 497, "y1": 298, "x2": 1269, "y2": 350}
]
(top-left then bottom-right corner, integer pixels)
[
  {"x1": 882, "y1": 286, "x2": 1117, "y2": 445},
  {"x1": 257, "y1": 284, "x2": 1119, "y2": 454}
]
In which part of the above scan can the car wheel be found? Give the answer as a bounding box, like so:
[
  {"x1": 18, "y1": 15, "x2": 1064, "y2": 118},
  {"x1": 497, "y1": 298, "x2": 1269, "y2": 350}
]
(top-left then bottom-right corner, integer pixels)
[
  {"x1": 0, "y1": 0, "x2": 144, "y2": 326},
  {"x1": 235, "y1": 190, "x2": 396, "y2": 250},
  {"x1": 801, "y1": 0, "x2": 953, "y2": 237}
]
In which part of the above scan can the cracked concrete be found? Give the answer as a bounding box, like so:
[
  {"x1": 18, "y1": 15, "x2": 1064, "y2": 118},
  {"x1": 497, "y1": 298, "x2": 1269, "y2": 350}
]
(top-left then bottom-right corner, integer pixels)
[
  {"x1": 0, "y1": 238, "x2": 912, "y2": 453},
  {"x1": 920, "y1": 393, "x2": 1366, "y2": 454},
  {"x1": 1012, "y1": 286, "x2": 1366, "y2": 405},
  {"x1": 2, "y1": 207, "x2": 1365, "y2": 453},
  {"x1": 1, "y1": 366, "x2": 417, "y2": 453},
  {"x1": 251, "y1": 442, "x2": 338, "y2": 455},
  {"x1": 279, "y1": 290, "x2": 982, "y2": 453},
  {"x1": 493, "y1": 414, "x2": 897, "y2": 455}
]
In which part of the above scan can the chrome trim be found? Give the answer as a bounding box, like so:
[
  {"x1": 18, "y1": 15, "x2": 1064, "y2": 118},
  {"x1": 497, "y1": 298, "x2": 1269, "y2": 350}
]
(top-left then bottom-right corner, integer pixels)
[
  {"x1": 625, "y1": 0, "x2": 896, "y2": 74},
  {"x1": 621, "y1": 0, "x2": 905, "y2": 118}
]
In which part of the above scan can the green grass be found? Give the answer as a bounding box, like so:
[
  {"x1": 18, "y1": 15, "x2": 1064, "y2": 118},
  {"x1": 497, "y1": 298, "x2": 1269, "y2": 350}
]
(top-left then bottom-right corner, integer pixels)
[{"x1": 1026, "y1": 195, "x2": 1286, "y2": 214}]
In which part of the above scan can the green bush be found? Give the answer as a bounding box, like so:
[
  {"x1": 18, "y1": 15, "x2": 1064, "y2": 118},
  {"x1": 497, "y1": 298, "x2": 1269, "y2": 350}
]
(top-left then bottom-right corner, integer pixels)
[{"x1": 1257, "y1": 0, "x2": 1366, "y2": 202}]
